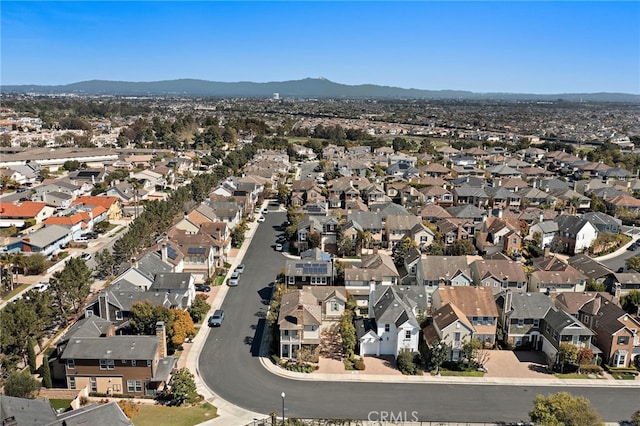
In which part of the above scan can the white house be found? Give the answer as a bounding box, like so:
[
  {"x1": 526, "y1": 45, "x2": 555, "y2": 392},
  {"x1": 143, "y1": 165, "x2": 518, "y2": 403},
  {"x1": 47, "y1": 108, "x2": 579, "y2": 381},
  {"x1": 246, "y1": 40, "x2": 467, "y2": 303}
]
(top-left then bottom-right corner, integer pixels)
[{"x1": 359, "y1": 284, "x2": 427, "y2": 358}]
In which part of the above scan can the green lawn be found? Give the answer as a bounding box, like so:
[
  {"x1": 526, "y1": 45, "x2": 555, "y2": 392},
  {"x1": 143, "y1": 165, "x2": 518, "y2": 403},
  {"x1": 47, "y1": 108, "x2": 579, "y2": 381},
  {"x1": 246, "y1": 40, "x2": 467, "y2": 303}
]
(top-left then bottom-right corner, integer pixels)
[
  {"x1": 133, "y1": 402, "x2": 217, "y2": 426},
  {"x1": 437, "y1": 370, "x2": 484, "y2": 377},
  {"x1": 49, "y1": 399, "x2": 72, "y2": 412},
  {"x1": 611, "y1": 373, "x2": 637, "y2": 380},
  {"x1": 1, "y1": 283, "x2": 29, "y2": 301},
  {"x1": 213, "y1": 275, "x2": 225, "y2": 286}
]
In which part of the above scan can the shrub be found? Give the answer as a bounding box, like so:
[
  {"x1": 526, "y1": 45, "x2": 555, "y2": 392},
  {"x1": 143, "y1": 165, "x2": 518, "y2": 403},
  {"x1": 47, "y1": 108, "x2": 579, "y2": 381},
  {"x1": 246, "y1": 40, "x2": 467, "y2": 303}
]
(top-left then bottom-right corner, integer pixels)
[
  {"x1": 578, "y1": 365, "x2": 603, "y2": 374},
  {"x1": 354, "y1": 358, "x2": 366, "y2": 371},
  {"x1": 397, "y1": 349, "x2": 421, "y2": 375}
]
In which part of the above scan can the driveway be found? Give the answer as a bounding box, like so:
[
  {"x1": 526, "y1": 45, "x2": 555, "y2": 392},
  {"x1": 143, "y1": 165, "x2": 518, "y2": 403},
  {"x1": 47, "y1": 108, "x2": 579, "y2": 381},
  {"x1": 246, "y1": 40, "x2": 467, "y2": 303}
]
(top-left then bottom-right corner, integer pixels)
[{"x1": 484, "y1": 350, "x2": 552, "y2": 379}]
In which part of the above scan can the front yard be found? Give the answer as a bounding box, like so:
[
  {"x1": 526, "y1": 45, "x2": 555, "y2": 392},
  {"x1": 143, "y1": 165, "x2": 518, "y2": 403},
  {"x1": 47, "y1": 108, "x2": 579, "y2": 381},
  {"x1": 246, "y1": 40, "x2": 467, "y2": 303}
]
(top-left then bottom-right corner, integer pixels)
[{"x1": 133, "y1": 402, "x2": 217, "y2": 426}]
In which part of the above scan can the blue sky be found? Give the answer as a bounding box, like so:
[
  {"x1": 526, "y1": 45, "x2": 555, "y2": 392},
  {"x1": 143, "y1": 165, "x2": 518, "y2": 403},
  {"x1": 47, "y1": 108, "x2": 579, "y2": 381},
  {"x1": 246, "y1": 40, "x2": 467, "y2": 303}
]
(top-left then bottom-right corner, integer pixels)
[{"x1": 2, "y1": 1, "x2": 639, "y2": 94}]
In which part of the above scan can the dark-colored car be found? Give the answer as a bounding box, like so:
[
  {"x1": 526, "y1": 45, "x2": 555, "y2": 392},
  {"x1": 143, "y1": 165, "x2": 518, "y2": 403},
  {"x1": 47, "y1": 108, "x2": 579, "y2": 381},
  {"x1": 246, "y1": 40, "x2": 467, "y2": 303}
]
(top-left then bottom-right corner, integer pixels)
[
  {"x1": 208, "y1": 310, "x2": 224, "y2": 327},
  {"x1": 628, "y1": 244, "x2": 637, "y2": 251},
  {"x1": 195, "y1": 284, "x2": 211, "y2": 292},
  {"x1": 617, "y1": 267, "x2": 625, "y2": 273},
  {"x1": 80, "y1": 252, "x2": 92, "y2": 260}
]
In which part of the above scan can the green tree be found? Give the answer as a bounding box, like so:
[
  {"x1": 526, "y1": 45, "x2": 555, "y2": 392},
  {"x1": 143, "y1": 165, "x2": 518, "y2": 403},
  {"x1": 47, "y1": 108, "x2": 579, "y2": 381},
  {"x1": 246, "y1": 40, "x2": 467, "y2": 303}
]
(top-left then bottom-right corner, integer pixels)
[
  {"x1": 355, "y1": 230, "x2": 373, "y2": 256},
  {"x1": 4, "y1": 370, "x2": 41, "y2": 399},
  {"x1": 95, "y1": 249, "x2": 116, "y2": 278},
  {"x1": 397, "y1": 348, "x2": 421, "y2": 375},
  {"x1": 621, "y1": 290, "x2": 640, "y2": 314},
  {"x1": 626, "y1": 257, "x2": 640, "y2": 272},
  {"x1": 188, "y1": 294, "x2": 211, "y2": 324},
  {"x1": 27, "y1": 337, "x2": 37, "y2": 374},
  {"x1": 450, "y1": 239, "x2": 477, "y2": 256},
  {"x1": 130, "y1": 301, "x2": 172, "y2": 336},
  {"x1": 41, "y1": 355, "x2": 52, "y2": 388},
  {"x1": 339, "y1": 311, "x2": 356, "y2": 357},
  {"x1": 558, "y1": 342, "x2": 578, "y2": 373},
  {"x1": 461, "y1": 339, "x2": 482, "y2": 366},
  {"x1": 165, "y1": 367, "x2": 199, "y2": 406},
  {"x1": 49, "y1": 257, "x2": 92, "y2": 319},
  {"x1": 230, "y1": 223, "x2": 247, "y2": 248},
  {"x1": 427, "y1": 339, "x2": 450, "y2": 375},
  {"x1": 586, "y1": 280, "x2": 606, "y2": 292},
  {"x1": 529, "y1": 392, "x2": 603, "y2": 426},
  {"x1": 307, "y1": 231, "x2": 321, "y2": 249},
  {"x1": 631, "y1": 410, "x2": 640, "y2": 426},
  {"x1": 277, "y1": 183, "x2": 290, "y2": 205},
  {"x1": 392, "y1": 236, "x2": 416, "y2": 266},
  {"x1": 22, "y1": 254, "x2": 47, "y2": 275}
]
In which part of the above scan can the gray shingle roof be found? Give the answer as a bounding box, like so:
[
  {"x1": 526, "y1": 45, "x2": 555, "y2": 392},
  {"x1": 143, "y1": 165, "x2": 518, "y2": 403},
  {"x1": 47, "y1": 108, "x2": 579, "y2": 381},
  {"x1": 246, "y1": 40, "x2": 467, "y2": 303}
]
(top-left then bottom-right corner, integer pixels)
[
  {"x1": 0, "y1": 395, "x2": 57, "y2": 426},
  {"x1": 52, "y1": 401, "x2": 133, "y2": 426},
  {"x1": 498, "y1": 291, "x2": 552, "y2": 319},
  {"x1": 60, "y1": 335, "x2": 159, "y2": 360},
  {"x1": 22, "y1": 224, "x2": 70, "y2": 249}
]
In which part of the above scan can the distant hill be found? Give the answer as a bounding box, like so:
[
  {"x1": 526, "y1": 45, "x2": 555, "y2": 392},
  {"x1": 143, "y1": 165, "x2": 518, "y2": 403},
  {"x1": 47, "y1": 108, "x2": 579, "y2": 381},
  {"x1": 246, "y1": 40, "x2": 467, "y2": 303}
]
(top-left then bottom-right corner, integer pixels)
[{"x1": 2, "y1": 77, "x2": 639, "y2": 102}]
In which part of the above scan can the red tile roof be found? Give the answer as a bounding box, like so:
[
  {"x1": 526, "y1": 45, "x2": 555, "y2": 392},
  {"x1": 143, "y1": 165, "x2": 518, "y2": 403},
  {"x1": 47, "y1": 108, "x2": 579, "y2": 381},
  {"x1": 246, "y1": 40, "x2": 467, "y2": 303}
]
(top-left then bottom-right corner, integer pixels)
[{"x1": 0, "y1": 201, "x2": 48, "y2": 218}]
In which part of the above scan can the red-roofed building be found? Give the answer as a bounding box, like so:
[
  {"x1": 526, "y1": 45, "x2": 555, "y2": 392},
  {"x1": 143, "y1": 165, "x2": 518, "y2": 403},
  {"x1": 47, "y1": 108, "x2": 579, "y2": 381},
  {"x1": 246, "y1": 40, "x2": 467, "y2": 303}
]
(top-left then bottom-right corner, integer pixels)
[
  {"x1": 72, "y1": 196, "x2": 122, "y2": 221},
  {"x1": 0, "y1": 201, "x2": 55, "y2": 228}
]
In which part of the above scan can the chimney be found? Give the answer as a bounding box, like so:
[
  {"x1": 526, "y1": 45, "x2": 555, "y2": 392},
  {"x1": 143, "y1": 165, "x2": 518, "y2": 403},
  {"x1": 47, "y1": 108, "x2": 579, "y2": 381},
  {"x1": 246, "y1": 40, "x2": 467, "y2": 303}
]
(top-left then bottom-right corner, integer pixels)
[
  {"x1": 368, "y1": 280, "x2": 376, "y2": 318},
  {"x1": 543, "y1": 246, "x2": 550, "y2": 258},
  {"x1": 614, "y1": 283, "x2": 621, "y2": 301},
  {"x1": 99, "y1": 292, "x2": 109, "y2": 321},
  {"x1": 130, "y1": 257, "x2": 138, "y2": 268},
  {"x1": 498, "y1": 209, "x2": 503, "y2": 219},
  {"x1": 373, "y1": 246, "x2": 378, "y2": 255},
  {"x1": 161, "y1": 243, "x2": 168, "y2": 262},
  {"x1": 504, "y1": 289, "x2": 513, "y2": 313},
  {"x1": 156, "y1": 321, "x2": 167, "y2": 359}
]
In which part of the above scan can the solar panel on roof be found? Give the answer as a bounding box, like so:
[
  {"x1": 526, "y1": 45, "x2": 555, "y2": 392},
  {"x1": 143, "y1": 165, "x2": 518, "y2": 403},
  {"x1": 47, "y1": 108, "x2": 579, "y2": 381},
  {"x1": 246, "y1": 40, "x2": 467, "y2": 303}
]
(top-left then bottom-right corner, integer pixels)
[
  {"x1": 167, "y1": 246, "x2": 178, "y2": 260},
  {"x1": 187, "y1": 247, "x2": 206, "y2": 254}
]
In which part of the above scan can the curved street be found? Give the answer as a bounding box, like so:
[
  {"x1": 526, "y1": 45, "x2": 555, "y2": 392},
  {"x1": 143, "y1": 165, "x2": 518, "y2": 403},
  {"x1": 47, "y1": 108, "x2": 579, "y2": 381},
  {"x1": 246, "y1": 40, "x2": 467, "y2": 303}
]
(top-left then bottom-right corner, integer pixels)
[{"x1": 198, "y1": 210, "x2": 640, "y2": 423}]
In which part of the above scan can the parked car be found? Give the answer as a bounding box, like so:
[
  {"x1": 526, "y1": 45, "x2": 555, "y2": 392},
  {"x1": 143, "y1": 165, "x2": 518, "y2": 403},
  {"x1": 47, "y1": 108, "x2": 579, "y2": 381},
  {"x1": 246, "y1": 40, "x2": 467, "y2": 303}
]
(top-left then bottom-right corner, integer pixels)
[
  {"x1": 257, "y1": 216, "x2": 265, "y2": 223},
  {"x1": 235, "y1": 264, "x2": 245, "y2": 274},
  {"x1": 82, "y1": 231, "x2": 99, "y2": 239},
  {"x1": 275, "y1": 243, "x2": 283, "y2": 251},
  {"x1": 628, "y1": 244, "x2": 637, "y2": 251},
  {"x1": 80, "y1": 252, "x2": 92, "y2": 260},
  {"x1": 33, "y1": 282, "x2": 49, "y2": 293},
  {"x1": 208, "y1": 310, "x2": 224, "y2": 327},
  {"x1": 227, "y1": 276, "x2": 239, "y2": 286},
  {"x1": 195, "y1": 284, "x2": 211, "y2": 292},
  {"x1": 617, "y1": 267, "x2": 625, "y2": 273},
  {"x1": 262, "y1": 208, "x2": 268, "y2": 214}
]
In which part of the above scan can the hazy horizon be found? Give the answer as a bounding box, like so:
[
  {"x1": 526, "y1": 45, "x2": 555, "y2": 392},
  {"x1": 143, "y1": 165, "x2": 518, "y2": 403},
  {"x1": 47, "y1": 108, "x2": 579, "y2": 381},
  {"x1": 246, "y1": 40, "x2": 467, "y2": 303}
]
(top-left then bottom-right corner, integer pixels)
[{"x1": 2, "y1": 1, "x2": 639, "y2": 94}]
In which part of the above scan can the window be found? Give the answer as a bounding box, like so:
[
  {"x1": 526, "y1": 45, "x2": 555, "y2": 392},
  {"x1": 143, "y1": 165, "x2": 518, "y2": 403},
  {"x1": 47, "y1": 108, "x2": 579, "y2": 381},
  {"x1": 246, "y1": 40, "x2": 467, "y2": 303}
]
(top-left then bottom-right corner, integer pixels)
[
  {"x1": 115, "y1": 310, "x2": 123, "y2": 320},
  {"x1": 90, "y1": 377, "x2": 97, "y2": 392},
  {"x1": 288, "y1": 276, "x2": 294, "y2": 285},
  {"x1": 66, "y1": 359, "x2": 75, "y2": 369},
  {"x1": 147, "y1": 360, "x2": 152, "y2": 367},
  {"x1": 384, "y1": 324, "x2": 390, "y2": 332},
  {"x1": 331, "y1": 301, "x2": 340, "y2": 312},
  {"x1": 518, "y1": 319, "x2": 524, "y2": 327},
  {"x1": 69, "y1": 377, "x2": 76, "y2": 389},
  {"x1": 131, "y1": 360, "x2": 137, "y2": 367},
  {"x1": 283, "y1": 330, "x2": 289, "y2": 336},
  {"x1": 533, "y1": 319, "x2": 540, "y2": 328},
  {"x1": 113, "y1": 384, "x2": 121, "y2": 392},
  {"x1": 405, "y1": 330, "x2": 411, "y2": 339},
  {"x1": 617, "y1": 335, "x2": 630, "y2": 345},
  {"x1": 127, "y1": 380, "x2": 142, "y2": 393},
  {"x1": 100, "y1": 359, "x2": 115, "y2": 370}
]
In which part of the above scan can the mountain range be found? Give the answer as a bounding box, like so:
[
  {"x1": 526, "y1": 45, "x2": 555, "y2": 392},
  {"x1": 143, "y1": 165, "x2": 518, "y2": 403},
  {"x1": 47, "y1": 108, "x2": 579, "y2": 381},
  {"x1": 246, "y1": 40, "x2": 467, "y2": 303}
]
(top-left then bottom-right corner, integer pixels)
[{"x1": 2, "y1": 77, "x2": 639, "y2": 102}]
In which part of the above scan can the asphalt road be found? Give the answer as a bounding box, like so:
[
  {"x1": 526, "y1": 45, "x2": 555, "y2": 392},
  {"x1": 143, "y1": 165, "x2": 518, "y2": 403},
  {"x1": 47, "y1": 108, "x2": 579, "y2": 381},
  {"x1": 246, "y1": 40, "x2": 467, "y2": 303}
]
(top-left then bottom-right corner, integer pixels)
[
  {"x1": 199, "y1": 211, "x2": 640, "y2": 423},
  {"x1": 601, "y1": 237, "x2": 640, "y2": 272}
]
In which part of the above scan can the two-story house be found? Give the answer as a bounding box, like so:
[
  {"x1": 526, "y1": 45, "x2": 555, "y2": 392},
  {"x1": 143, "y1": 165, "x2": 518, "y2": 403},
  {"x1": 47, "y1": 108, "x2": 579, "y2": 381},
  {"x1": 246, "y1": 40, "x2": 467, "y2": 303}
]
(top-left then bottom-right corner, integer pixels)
[
  {"x1": 52, "y1": 317, "x2": 175, "y2": 396},
  {"x1": 539, "y1": 306, "x2": 600, "y2": 367},
  {"x1": 277, "y1": 290, "x2": 322, "y2": 359},
  {"x1": 528, "y1": 256, "x2": 587, "y2": 294},
  {"x1": 553, "y1": 215, "x2": 598, "y2": 254},
  {"x1": 416, "y1": 256, "x2": 472, "y2": 305},
  {"x1": 360, "y1": 285, "x2": 427, "y2": 358},
  {"x1": 469, "y1": 259, "x2": 528, "y2": 294},
  {"x1": 495, "y1": 291, "x2": 553, "y2": 349},
  {"x1": 431, "y1": 286, "x2": 499, "y2": 347},
  {"x1": 385, "y1": 214, "x2": 423, "y2": 249},
  {"x1": 422, "y1": 303, "x2": 474, "y2": 361},
  {"x1": 284, "y1": 248, "x2": 334, "y2": 287}
]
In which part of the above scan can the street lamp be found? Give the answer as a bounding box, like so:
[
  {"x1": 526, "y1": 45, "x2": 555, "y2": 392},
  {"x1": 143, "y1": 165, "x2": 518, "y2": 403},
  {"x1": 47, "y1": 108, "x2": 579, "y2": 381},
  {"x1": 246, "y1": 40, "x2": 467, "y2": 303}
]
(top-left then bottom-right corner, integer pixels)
[{"x1": 281, "y1": 392, "x2": 285, "y2": 425}]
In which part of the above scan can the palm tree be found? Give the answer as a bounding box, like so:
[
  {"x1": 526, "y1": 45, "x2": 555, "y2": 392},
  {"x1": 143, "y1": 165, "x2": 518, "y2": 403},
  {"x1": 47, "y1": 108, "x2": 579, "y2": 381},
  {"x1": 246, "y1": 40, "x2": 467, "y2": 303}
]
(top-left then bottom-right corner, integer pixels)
[
  {"x1": 128, "y1": 178, "x2": 143, "y2": 218},
  {"x1": 356, "y1": 230, "x2": 373, "y2": 256}
]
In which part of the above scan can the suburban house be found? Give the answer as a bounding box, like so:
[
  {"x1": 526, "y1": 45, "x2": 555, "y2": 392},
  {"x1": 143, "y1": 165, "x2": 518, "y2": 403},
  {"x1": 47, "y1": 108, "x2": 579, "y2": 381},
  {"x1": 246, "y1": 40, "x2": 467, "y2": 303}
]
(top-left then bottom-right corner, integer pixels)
[
  {"x1": 431, "y1": 286, "x2": 499, "y2": 347},
  {"x1": 574, "y1": 294, "x2": 640, "y2": 368},
  {"x1": 567, "y1": 254, "x2": 613, "y2": 287},
  {"x1": 528, "y1": 256, "x2": 587, "y2": 294},
  {"x1": 359, "y1": 285, "x2": 428, "y2": 358},
  {"x1": 527, "y1": 220, "x2": 559, "y2": 249},
  {"x1": 6, "y1": 224, "x2": 73, "y2": 257},
  {"x1": 284, "y1": 248, "x2": 334, "y2": 287},
  {"x1": 475, "y1": 216, "x2": 522, "y2": 255},
  {"x1": 0, "y1": 395, "x2": 132, "y2": 426},
  {"x1": 422, "y1": 303, "x2": 475, "y2": 361},
  {"x1": 416, "y1": 256, "x2": 472, "y2": 305},
  {"x1": 51, "y1": 317, "x2": 176, "y2": 396},
  {"x1": 495, "y1": 291, "x2": 553, "y2": 349},
  {"x1": 277, "y1": 290, "x2": 322, "y2": 359},
  {"x1": 582, "y1": 211, "x2": 622, "y2": 234},
  {"x1": 0, "y1": 201, "x2": 55, "y2": 228},
  {"x1": 384, "y1": 214, "x2": 423, "y2": 249},
  {"x1": 73, "y1": 195, "x2": 123, "y2": 221},
  {"x1": 553, "y1": 215, "x2": 598, "y2": 254},
  {"x1": 539, "y1": 306, "x2": 600, "y2": 367},
  {"x1": 344, "y1": 252, "x2": 399, "y2": 287},
  {"x1": 605, "y1": 272, "x2": 640, "y2": 297},
  {"x1": 296, "y1": 215, "x2": 340, "y2": 253},
  {"x1": 469, "y1": 259, "x2": 528, "y2": 294},
  {"x1": 401, "y1": 222, "x2": 435, "y2": 252},
  {"x1": 345, "y1": 211, "x2": 384, "y2": 245}
]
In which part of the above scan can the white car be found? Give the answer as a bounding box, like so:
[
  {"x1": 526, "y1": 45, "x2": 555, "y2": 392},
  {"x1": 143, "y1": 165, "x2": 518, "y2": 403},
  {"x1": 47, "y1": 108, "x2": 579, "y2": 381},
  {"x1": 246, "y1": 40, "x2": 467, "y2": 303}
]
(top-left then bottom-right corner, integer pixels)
[
  {"x1": 257, "y1": 216, "x2": 265, "y2": 223},
  {"x1": 275, "y1": 243, "x2": 283, "y2": 251},
  {"x1": 33, "y1": 282, "x2": 49, "y2": 293},
  {"x1": 80, "y1": 252, "x2": 92, "y2": 260}
]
